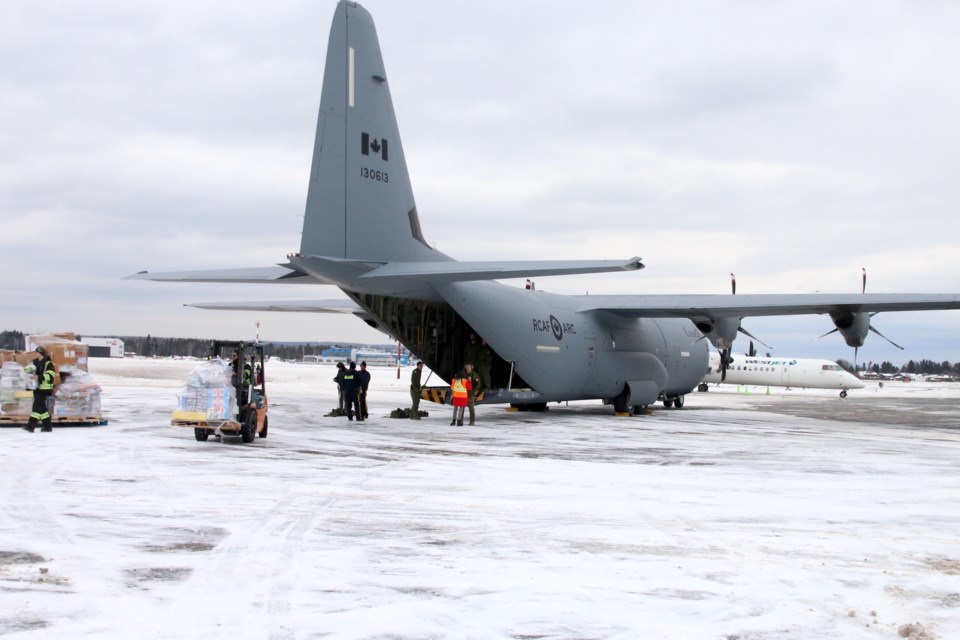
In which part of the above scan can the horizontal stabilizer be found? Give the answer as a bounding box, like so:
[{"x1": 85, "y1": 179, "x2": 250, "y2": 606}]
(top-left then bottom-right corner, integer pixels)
[
  {"x1": 125, "y1": 266, "x2": 324, "y2": 284},
  {"x1": 184, "y1": 299, "x2": 362, "y2": 313},
  {"x1": 360, "y1": 257, "x2": 644, "y2": 283}
]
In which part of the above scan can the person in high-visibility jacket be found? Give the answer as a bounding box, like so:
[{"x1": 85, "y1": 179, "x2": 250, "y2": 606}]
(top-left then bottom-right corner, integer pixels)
[
  {"x1": 24, "y1": 345, "x2": 56, "y2": 432},
  {"x1": 449, "y1": 370, "x2": 472, "y2": 426}
]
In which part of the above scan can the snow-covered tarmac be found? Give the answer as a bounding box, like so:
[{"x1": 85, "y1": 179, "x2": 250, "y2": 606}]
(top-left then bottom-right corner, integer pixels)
[{"x1": 2, "y1": 358, "x2": 959, "y2": 639}]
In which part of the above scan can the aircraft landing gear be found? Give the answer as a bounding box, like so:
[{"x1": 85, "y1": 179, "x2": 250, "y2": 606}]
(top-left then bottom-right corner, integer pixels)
[
  {"x1": 697, "y1": 382, "x2": 709, "y2": 392},
  {"x1": 662, "y1": 395, "x2": 685, "y2": 409},
  {"x1": 839, "y1": 390, "x2": 848, "y2": 398},
  {"x1": 611, "y1": 388, "x2": 630, "y2": 414}
]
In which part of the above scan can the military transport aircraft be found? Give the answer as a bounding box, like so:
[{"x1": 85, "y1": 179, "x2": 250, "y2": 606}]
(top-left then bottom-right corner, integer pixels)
[{"x1": 131, "y1": 1, "x2": 960, "y2": 414}]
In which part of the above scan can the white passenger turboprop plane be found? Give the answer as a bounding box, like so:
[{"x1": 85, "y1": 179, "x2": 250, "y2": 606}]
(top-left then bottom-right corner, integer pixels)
[
  {"x1": 131, "y1": 1, "x2": 960, "y2": 415},
  {"x1": 700, "y1": 352, "x2": 865, "y2": 398}
]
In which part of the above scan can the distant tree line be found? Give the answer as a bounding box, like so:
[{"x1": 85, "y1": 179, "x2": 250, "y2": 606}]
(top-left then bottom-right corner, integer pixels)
[
  {"x1": 0, "y1": 330, "x2": 25, "y2": 350},
  {"x1": 1, "y1": 330, "x2": 332, "y2": 361},
  {"x1": 835, "y1": 359, "x2": 960, "y2": 376},
  {"x1": 119, "y1": 335, "x2": 334, "y2": 361}
]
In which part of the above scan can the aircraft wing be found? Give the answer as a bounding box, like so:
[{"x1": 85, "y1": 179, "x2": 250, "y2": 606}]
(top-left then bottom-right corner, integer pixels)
[
  {"x1": 183, "y1": 298, "x2": 380, "y2": 328},
  {"x1": 576, "y1": 293, "x2": 960, "y2": 319},
  {"x1": 125, "y1": 266, "x2": 325, "y2": 284}
]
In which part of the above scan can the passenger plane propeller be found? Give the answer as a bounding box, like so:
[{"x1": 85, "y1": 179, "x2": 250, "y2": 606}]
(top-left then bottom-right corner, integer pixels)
[{"x1": 130, "y1": 1, "x2": 960, "y2": 415}]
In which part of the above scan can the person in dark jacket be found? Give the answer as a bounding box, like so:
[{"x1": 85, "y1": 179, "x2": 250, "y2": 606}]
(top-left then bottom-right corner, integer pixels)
[
  {"x1": 24, "y1": 346, "x2": 56, "y2": 432},
  {"x1": 357, "y1": 361, "x2": 370, "y2": 419},
  {"x1": 409, "y1": 361, "x2": 424, "y2": 419},
  {"x1": 333, "y1": 362, "x2": 346, "y2": 410},
  {"x1": 230, "y1": 351, "x2": 253, "y2": 406},
  {"x1": 342, "y1": 362, "x2": 362, "y2": 421}
]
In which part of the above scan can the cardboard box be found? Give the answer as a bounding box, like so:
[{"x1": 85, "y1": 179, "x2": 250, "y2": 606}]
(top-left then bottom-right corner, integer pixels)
[{"x1": 25, "y1": 335, "x2": 89, "y2": 372}]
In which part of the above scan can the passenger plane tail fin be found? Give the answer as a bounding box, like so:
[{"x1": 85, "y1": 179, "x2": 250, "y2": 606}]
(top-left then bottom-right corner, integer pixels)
[{"x1": 300, "y1": 1, "x2": 441, "y2": 264}]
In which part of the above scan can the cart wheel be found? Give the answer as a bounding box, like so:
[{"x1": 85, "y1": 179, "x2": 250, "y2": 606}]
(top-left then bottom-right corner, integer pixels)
[
  {"x1": 194, "y1": 428, "x2": 209, "y2": 442},
  {"x1": 240, "y1": 412, "x2": 256, "y2": 443},
  {"x1": 258, "y1": 415, "x2": 268, "y2": 439}
]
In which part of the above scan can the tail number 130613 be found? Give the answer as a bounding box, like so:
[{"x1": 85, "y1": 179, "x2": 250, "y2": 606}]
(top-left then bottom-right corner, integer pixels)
[{"x1": 361, "y1": 167, "x2": 389, "y2": 183}]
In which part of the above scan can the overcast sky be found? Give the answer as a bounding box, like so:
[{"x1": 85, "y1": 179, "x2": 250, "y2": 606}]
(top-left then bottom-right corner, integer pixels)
[{"x1": 2, "y1": 0, "x2": 960, "y2": 365}]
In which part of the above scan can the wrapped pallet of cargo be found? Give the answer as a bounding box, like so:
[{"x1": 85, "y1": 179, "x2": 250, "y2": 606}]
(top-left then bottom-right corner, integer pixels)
[
  {"x1": 171, "y1": 357, "x2": 239, "y2": 439},
  {"x1": 0, "y1": 358, "x2": 107, "y2": 427},
  {"x1": 0, "y1": 361, "x2": 34, "y2": 419},
  {"x1": 54, "y1": 368, "x2": 103, "y2": 421}
]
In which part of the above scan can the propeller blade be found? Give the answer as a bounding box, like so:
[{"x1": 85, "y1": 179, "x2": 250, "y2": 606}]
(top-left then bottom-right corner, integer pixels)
[
  {"x1": 730, "y1": 273, "x2": 736, "y2": 296},
  {"x1": 869, "y1": 325, "x2": 905, "y2": 350},
  {"x1": 854, "y1": 346, "x2": 859, "y2": 369},
  {"x1": 748, "y1": 340, "x2": 756, "y2": 357},
  {"x1": 861, "y1": 267, "x2": 867, "y2": 295},
  {"x1": 738, "y1": 326, "x2": 772, "y2": 350},
  {"x1": 720, "y1": 348, "x2": 730, "y2": 382},
  {"x1": 817, "y1": 328, "x2": 839, "y2": 340}
]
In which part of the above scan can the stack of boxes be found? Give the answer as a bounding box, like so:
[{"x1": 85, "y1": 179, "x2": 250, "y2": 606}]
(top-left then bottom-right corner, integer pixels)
[
  {"x1": 25, "y1": 333, "x2": 89, "y2": 372},
  {"x1": 53, "y1": 369, "x2": 102, "y2": 418},
  {"x1": 0, "y1": 333, "x2": 100, "y2": 420},
  {"x1": 175, "y1": 358, "x2": 234, "y2": 421},
  {"x1": 0, "y1": 361, "x2": 34, "y2": 416}
]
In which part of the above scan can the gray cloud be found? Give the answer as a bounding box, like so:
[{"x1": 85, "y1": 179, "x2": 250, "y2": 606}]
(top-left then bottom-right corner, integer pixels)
[{"x1": 2, "y1": 0, "x2": 959, "y2": 361}]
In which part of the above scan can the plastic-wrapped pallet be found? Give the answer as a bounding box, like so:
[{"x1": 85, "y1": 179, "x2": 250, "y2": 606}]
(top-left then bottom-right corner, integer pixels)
[
  {"x1": 54, "y1": 367, "x2": 103, "y2": 417},
  {"x1": 176, "y1": 358, "x2": 234, "y2": 420},
  {"x1": 0, "y1": 361, "x2": 34, "y2": 416}
]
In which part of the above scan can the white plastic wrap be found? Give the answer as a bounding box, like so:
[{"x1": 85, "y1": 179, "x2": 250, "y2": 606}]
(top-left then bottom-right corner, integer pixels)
[
  {"x1": 0, "y1": 361, "x2": 34, "y2": 415},
  {"x1": 176, "y1": 358, "x2": 234, "y2": 420},
  {"x1": 54, "y1": 367, "x2": 103, "y2": 417}
]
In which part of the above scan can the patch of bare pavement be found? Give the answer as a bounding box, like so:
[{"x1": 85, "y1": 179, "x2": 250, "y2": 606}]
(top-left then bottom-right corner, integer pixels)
[{"x1": 736, "y1": 395, "x2": 960, "y2": 430}]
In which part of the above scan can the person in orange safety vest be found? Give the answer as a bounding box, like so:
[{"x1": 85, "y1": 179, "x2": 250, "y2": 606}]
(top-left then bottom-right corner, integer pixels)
[{"x1": 449, "y1": 370, "x2": 472, "y2": 426}]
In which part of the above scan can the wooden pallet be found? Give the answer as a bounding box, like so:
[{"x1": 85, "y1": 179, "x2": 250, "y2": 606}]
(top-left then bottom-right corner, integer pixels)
[
  {"x1": 0, "y1": 414, "x2": 107, "y2": 426},
  {"x1": 171, "y1": 419, "x2": 241, "y2": 431}
]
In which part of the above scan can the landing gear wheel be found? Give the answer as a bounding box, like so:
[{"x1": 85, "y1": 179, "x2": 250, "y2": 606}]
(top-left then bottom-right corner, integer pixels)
[
  {"x1": 663, "y1": 398, "x2": 674, "y2": 409},
  {"x1": 240, "y1": 411, "x2": 256, "y2": 443},
  {"x1": 258, "y1": 415, "x2": 268, "y2": 438},
  {"x1": 698, "y1": 382, "x2": 709, "y2": 392},
  {"x1": 632, "y1": 405, "x2": 647, "y2": 416},
  {"x1": 194, "y1": 428, "x2": 209, "y2": 442},
  {"x1": 612, "y1": 388, "x2": 630, "y2": 414},
  {"x1": 673, "y1": 395, "x2": 685, "y2": 409},
  {"x1": 839, "y1": 390, "x2": 847, "y2": 398}
]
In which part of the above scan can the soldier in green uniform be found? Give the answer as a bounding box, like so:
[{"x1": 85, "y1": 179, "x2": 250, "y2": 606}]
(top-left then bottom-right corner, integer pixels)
[
  {"x1": 463, "y1": 362, "x2": 482, "y2": 425},
  {"x1": 409, "y1": 361, "x2": 424, "y2": 419}
]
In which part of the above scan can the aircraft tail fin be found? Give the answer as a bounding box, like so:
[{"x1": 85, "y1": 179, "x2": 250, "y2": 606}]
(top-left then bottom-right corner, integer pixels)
[{"x1": 300, "y1": 1, "x2": 439, "y2": 264}]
